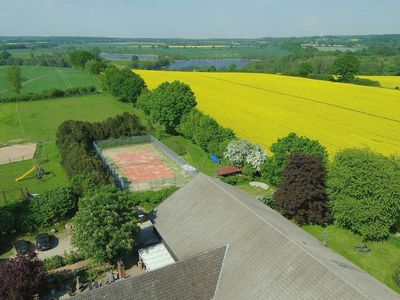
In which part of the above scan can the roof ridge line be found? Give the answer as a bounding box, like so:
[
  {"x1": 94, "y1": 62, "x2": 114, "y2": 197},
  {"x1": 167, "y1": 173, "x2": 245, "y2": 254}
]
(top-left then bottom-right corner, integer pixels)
[
  {"x1": 212, "y1": 244, "x2": 229, "y2": 300},
  {"x1": 202, "y1": 174, "x2": 370, "y2": 298}
]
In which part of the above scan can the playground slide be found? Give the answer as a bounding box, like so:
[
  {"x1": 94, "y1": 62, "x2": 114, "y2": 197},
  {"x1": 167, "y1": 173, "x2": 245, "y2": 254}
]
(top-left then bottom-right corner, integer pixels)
[{"x1": 15, "y1": 166, "x2": 35, "y2": 182}]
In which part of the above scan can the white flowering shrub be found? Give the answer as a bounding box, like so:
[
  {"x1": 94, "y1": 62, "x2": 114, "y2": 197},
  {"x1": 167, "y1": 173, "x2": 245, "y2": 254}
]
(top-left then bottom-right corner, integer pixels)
[
  {"x1": 224, "y1": 140, "x2": 267, "y2": 171},
  {"x1": 223, "y1": 140, "x2": 253, "y2": 167},
  {"x1": 245, "y1": 144, "x2": 267, "y2": 171}
]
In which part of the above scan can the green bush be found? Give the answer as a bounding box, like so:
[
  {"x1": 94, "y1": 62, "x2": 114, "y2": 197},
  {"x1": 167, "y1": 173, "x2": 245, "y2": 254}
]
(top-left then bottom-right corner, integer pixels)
[
  {"x1": 63, "y1": 251, "x2": 83, "y2": 265},
  {"x1": 43, "y1": 251, "x2": 83, "y2": 271},
  {"x1": 130, "y1": 187, "x2": 177, "y2": 212},
  {"x1": 30, "y1": 187, "x2": 78, "y2": 227},
  {"x1": 328, "y1": 148, "x2": 400, "y2": 241},
  {"x1": 0, "y1": 206, "x2": 16, "y2": 244},
  {"x1": 178, "y1": 109, "x2": 235, "y2": 156},
  {"x1": 242, "y1": 163, "x2": 257, "y2": 178},
  {"x1": 395, "y1": 267, "x2": 400, "y2": 288},
  {"x1": 257, "y1": 194, "x2": 276, "y2": 209},
  {"x1": 43, "y1": 255, "x2": 65, "y2": 271},
  {"x1": 220, "y1": 175, "x2": 251, "y2": 186}
]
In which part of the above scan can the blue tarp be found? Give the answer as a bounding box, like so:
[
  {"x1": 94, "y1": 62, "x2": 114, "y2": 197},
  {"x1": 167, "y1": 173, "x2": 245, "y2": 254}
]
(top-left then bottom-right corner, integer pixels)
[{"x1": 210, "y1": 155, "x2": 221, "y2": 164}]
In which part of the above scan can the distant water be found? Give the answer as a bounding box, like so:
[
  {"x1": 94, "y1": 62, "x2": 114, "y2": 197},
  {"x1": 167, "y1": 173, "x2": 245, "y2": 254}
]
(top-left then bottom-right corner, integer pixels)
[
  {"x1": 100, "y1": 53, "x2": 158, "y2": 60},
  {"x1": 168, "y1": 59, "x2": 251, "y2": 70}
]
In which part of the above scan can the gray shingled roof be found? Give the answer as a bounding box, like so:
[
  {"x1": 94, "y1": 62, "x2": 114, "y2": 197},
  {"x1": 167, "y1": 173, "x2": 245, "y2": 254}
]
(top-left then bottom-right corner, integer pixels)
[
  {"x1": 152, "y1": 173, "x2": 399, "y2": 300},
  {"x1": 72, "y1": 245, "x2": 226, "y2": 300}
]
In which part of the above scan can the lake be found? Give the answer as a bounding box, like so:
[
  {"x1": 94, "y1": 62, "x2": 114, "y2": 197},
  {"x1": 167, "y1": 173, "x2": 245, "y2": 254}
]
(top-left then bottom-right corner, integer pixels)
[
  {"x1": 168, "y1": 59, "x2": 251, "y2": 70},
  {"x1": 100, "y1": 54, "x2": 253, "y2": 70}
]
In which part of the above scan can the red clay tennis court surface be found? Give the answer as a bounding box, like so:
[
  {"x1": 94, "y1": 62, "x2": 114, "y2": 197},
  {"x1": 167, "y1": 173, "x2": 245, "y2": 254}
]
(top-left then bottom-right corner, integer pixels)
[
  {"x1": 101, "y1": 142, "x2": 190, "y2": 191},
  {"x1": 112, "y1": 150, "x2": 175, "y2": 182}
]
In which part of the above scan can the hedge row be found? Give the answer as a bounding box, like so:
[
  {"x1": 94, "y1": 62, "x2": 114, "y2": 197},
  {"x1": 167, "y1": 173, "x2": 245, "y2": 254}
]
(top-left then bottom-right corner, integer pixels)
[
  {"x1": 0, "y1": 86, "x2": 97, "y2": 103},
  {"x1": 56, "y1": 112, "x2": 146, "y2": 188},
  {"x1": 178, "y1": 109, "x2": 235, "y2": 156},
  {"x1": 43, "y1": 251, "x2": 83, "y2": 271}
]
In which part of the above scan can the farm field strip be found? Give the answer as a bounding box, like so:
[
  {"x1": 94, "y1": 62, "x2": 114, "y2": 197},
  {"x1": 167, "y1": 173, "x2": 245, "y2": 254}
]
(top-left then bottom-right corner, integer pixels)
[{"x1": 137, "y1": 70, "x2": 400, "y2": 155}]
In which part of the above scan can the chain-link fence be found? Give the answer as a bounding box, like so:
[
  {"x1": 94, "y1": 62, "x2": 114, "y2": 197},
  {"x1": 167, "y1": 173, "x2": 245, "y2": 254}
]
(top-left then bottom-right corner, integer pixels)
[{"x1": 94, "y1": 135, "x2": 197, "y2": 192}]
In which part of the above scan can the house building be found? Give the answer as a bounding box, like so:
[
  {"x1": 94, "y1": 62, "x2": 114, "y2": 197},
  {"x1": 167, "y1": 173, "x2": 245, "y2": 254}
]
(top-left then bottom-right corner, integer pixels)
[{"x1": 74, "y1": 173, "x2": 399, "y2": 299}]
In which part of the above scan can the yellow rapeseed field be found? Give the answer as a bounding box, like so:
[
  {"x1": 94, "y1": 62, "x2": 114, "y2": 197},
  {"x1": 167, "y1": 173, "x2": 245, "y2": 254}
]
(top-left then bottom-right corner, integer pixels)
[
  {"x1": 359, "y1": 76, "x2": 400, "y2": 89},
  {"x1": 136, "y1": 70, "x2": 400, "y2": 156}
]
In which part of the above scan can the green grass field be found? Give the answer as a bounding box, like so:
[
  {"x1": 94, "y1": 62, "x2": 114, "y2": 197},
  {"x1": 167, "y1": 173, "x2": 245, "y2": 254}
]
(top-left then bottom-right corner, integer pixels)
[
  {"x1": 109, "y1": 59, "x2": 132, "y2": 68},
  {"x1": 0, "y1": 142, "x2": 69, "y2": 206},
  {"x1": 0, "y1": 66, "x2": 97, "y2": 97},
  {"x1": 0, "y1": 94, "x2": 133, "y2": 144},
  {"x1": 303, "y1": 224, "x2": 400, "y2": 293},
  {"x1": 7, "y1": 48, "x2": 57, "y2": 59}
]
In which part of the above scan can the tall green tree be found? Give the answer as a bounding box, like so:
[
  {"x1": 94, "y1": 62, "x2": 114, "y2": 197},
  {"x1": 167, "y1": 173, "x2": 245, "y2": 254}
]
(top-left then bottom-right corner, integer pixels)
[
  {"x1": 85, "y1": 59, "x2": 107, "y2": 75},
  {"x1": 69, "y1": 50, "x2": 96, "y2": 69},
  {"x1": 297, "y1": 62, "x2": 313, "y2": 77},
  {"x1": 102, "y1": 66, "x2": 146, "y2": 104},
  {"x1": 261, "y1": 132, "x2": 328, "y2": 186},
  {"x1": 333, "y1": 52, "x2": 360, "y2": 82},
  {"x1": 147, "y1": 81, "x2": 197, "y2": 133},
  {"x1": 72, "y1": 186, "x2": 140, "y2": 263},
  {"x1": 130, "y1": 55, "x2": 140, "y2": 68},
  {"x1": 0, "y1": 50, "x2": 11, "y2": 59},
  {"x1": 274, "y1": 153, "x2": 331, "y2": 224},
  {"x1": 328, "y1": 148, "x2": 400, "y2": 241},
  {"x1": 6, "y1": 65, "x2": 22, "y2": 95}
]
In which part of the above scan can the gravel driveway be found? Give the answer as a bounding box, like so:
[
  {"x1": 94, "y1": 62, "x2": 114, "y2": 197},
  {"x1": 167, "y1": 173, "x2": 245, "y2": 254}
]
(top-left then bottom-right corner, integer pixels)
[{"x1": 37, "y1": 231, "x2": 75, "y2": 260}]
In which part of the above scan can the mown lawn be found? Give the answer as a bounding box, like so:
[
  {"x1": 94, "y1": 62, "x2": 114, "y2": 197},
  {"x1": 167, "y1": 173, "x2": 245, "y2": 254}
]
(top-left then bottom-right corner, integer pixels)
[
  {"x1": 303, "y1": 224, "x2": 400, "y2": 293},
  {"x1": 0, "y1": 142, "x2": 69, "y2": 206},
  {"x1": 0, "y1": 94, "x2": 133, "y2": 144},
  {"x1": 0, "y1": 66, "x2": 97, "y2": 97},
  {"x1": 160, "y1": 136, "x2": 218, "y2": 176}
]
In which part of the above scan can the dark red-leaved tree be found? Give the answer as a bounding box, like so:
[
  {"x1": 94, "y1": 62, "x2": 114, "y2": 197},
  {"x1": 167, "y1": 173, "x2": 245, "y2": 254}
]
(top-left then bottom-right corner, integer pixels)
[
  {"x1": 274, "y1": 152, "x2": 331, "y2": 224},
  {"x1": 0, "y1": 252, "x2": 47, "y2": 300}
]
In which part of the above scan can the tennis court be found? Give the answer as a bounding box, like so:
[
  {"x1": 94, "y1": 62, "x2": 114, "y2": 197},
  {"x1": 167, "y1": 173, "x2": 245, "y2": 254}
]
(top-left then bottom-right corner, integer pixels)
[{"x1": 101, "y1": 142, "x2": 192, "y2": 191}]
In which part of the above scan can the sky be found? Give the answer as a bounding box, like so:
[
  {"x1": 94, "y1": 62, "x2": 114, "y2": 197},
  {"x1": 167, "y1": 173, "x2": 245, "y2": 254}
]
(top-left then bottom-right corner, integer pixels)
[{"x1": 0, "y1": 0, "x2": 399, "y2": 38}]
